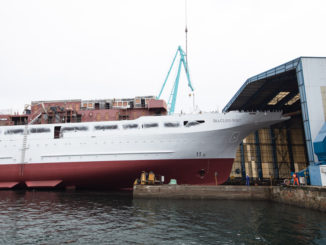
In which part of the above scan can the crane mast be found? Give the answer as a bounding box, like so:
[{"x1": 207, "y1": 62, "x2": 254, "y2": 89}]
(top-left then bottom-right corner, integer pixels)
[{"x1": 157, "y1": 46, "x2": 194, "y2": 114}]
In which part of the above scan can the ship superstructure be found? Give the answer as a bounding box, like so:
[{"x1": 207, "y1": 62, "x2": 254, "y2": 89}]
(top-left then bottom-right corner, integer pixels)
[{"x1": 0, "y1": 96, "x2": 167, "y2": 126}]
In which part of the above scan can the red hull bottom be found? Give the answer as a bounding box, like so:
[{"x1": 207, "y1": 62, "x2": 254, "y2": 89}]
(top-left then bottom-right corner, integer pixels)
[{"x1": 0, "y1": 159, "x2": 234, "y2": 190}]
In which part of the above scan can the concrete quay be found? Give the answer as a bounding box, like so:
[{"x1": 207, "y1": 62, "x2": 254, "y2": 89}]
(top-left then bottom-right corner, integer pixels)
[{"x1": 133, "y1": 185, "x2": 326, "y2": 212}]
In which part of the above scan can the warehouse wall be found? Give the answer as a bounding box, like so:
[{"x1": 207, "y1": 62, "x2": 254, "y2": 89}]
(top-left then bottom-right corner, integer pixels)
[
  {"x1": 301, "y1": 58, "x2": 326, "y2": 161},
  {"x1": 230, "y1": 124, "x2": 307, "y2": 179}
]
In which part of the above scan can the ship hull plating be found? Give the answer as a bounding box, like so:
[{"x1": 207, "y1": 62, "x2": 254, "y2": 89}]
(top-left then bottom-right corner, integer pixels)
[
  {"x1": 0, "y1": 111, "x2": 286, "y2": 189},
  {"x1": 0, "y1": 158, "x2": 233, "y2": 189}
]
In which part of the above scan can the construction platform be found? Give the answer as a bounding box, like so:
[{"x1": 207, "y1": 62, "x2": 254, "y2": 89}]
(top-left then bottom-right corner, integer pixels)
[{"x1": 133, "y1": 185, "x2": 326, "y2": 212}]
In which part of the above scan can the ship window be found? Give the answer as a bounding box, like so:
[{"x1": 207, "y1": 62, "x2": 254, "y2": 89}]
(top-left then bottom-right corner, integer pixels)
[
  {"x1": 4, "y1": 129, "x2": 24, "y2": 135},
  {"x1": 185, "y1": 120, "x2": 205, "y2": 127},
  {"x1": 141, "y1": 99, "x2": 145, "y2": 107},
  {"x1": 30, "y1": 128, "x2": 51, "y2": 133},
  {"x1": 123, "y1": 124, "x2": 138, "y2": 129},
  {"x1": 143, "y1": 123, "x2": 158, "y2": 129},
  {"x1": 94, "y1": 125, "x2": 118, "y2": 130},
  {"x1": 164, "y1": 122, "x2": 180, "y2": 128},
  {"x1": 62, "y1": 126, "x2": 88, "y2": 132},
  {"x1": 54, "y1": 126, "x2": 61, "y2": 139}
]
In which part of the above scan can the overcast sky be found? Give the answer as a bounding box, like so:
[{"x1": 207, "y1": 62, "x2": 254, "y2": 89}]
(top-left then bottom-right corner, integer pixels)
[{"x1": 1, "y1": 0, "x2": 326, "y2": 114}]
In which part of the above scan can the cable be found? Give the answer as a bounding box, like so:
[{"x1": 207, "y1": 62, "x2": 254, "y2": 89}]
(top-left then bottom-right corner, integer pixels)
[
  {"x1": 185, "y1": 0, "x2": 188, "y2": 72},
  {"x1": 184, "y1": 0, "x2": 195, "y2": 112}
]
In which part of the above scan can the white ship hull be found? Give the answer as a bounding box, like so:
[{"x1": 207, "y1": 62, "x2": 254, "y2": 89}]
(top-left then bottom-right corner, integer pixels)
[{"x1": 0, "y1": 111, "x2": 286, "y2": 189}]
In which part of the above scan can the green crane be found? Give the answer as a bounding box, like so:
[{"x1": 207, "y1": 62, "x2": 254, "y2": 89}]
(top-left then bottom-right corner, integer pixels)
[{"x1": 157, "y1": 46, "x2": 194, "y2": 114}]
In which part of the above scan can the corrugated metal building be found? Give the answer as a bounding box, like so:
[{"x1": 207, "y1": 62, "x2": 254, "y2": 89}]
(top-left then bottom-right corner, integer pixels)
[{"x1": 223, "y1": 57, "x2": 326, "y2": 181}]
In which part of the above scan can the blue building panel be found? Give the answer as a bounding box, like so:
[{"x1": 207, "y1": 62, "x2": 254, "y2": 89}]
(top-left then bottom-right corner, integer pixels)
[{"x1": 309, "y1": 165, "x2": 322, "y2": 186}]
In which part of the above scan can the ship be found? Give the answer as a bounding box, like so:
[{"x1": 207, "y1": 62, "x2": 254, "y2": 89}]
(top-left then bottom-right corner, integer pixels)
[{"x1": 0, "y1": 101, "x2": 286, "y2": 189}]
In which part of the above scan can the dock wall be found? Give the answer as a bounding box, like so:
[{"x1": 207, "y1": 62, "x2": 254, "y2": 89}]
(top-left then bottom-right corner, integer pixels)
[
  {"x1": 133, "y1": 185, "x2": 326, "y2": 212},
  {"x1": 133, "y1": 185, "x2": 271, "y2": 200},
  {"x1": 271, "y1": 186, "x2": 326, "y2": 212}
]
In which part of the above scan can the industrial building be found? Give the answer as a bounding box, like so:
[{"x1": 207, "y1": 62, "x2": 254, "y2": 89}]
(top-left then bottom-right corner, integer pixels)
[{"x1": 223, "y1": 57, "x2": 326, "y2": 182}]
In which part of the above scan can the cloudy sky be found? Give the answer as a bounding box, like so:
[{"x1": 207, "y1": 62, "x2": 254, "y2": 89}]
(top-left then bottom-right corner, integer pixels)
[{"x1": 0, "y1": 0, "x2": 326, "y2": 114}]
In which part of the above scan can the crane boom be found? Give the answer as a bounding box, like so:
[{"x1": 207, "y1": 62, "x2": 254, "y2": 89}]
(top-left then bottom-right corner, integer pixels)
[{"x1": 157, "y1": 46, "x2": 194, "y2": 114}]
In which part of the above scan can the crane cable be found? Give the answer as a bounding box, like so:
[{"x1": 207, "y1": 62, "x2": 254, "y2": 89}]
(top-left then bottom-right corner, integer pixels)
[
  {"x1": 185, "y1": 0, "x2": 188, "y2": 73},
  {"x1": 185, "y1": 0, "x2": 195, "y2": 111}
]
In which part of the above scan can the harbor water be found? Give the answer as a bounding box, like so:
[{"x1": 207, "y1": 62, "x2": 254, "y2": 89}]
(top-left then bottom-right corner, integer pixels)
[{"x1": 0, "y1": 190, "x2": 326, "y2": 245}]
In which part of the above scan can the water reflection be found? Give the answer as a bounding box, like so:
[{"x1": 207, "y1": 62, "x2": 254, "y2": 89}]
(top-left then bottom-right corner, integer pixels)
[
  {"x1": 132, "y1": 199, "x2": 326, "y2": 245},
  {"x1": 0, "y1": 190, "x2": 325, "y2": 244}
]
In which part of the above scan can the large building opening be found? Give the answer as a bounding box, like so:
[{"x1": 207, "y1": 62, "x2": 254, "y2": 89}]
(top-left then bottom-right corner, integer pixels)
[{"x1": 223, "y1": 57, "x2": 326, "y2": 183}]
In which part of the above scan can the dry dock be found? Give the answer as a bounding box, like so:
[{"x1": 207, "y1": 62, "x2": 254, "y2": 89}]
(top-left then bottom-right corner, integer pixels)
[{"x1": 133, "y1": 185, "x2": 326, "y2": 212}]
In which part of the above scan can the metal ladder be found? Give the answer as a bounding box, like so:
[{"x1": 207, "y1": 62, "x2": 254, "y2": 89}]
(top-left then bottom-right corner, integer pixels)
[{"x1": 20, "y1": 124, "x2": 29, "y2": 176}]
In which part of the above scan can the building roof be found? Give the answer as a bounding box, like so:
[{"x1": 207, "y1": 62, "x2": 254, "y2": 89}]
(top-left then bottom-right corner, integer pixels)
[{"x1": 222, "y1": 57, "x2": 325, "y2": 114}]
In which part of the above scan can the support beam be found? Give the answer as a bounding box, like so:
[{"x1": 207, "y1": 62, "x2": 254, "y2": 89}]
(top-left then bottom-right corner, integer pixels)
[
  {"x1": 240, "y1": 142, "x2": 246, "y2": 180},
  {"x1": 269, "y1": 127, "x2": 279, "y2": 179},
  {"x1": 296, "y1": 60, "x2": 314, "y2": 165},
  {"x1": 286, "y1": 127, "x2": 295, "y2": 172},
  {"x1": 255, "y1": 131, "x2": 263, "y2": 179}
]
